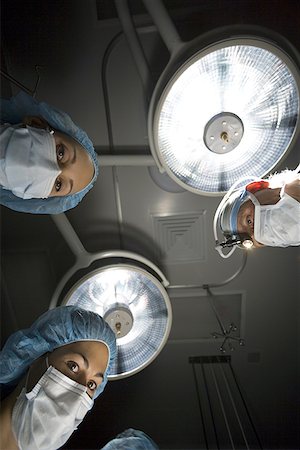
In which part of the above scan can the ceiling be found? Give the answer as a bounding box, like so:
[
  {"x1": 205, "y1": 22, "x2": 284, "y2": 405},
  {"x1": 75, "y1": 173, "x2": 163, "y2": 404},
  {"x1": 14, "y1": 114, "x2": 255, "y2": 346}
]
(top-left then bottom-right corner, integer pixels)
[{"x1": 1, "y1": 1, "x2": 299, "y2": 449}]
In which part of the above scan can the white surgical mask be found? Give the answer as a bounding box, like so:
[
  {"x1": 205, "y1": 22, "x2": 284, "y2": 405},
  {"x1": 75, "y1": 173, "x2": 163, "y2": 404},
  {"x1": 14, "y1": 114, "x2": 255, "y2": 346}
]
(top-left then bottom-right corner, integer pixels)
[
  {"x1": 251, "y1": 191, "x2": 300, "y2": 247},
  {"x1": 12, "y1": 364, "x2": 94, "y2": 450},
  {"x1": 0, "y1": 124, "x2": 61, "y2": 199}
]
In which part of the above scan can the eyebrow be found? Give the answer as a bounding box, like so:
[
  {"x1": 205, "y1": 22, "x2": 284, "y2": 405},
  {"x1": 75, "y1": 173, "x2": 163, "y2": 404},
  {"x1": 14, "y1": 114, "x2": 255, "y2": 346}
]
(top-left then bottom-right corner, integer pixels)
[
  {"x1": 66, "y1": 179, "x2": 74, "y2": 196},
  {"x1": 63, "y1": 146, "x2": 76, "y2": 196},
  {"x1": 71, "y1": 145, "x2": 77, "y2": 164},
  {"x1": 76, "y1": 352, "x2": 104, "y2": 379}
]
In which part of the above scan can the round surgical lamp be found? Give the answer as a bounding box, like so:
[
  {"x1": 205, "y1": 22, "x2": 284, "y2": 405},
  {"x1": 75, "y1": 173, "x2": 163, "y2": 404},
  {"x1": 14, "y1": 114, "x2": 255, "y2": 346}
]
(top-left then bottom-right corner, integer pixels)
[
  {"x1": 147, "y1": 27, "x2": 300, "y2": 195},
  {"x1": 57, "y1": 250, "x2": 172, "y2": 380}
]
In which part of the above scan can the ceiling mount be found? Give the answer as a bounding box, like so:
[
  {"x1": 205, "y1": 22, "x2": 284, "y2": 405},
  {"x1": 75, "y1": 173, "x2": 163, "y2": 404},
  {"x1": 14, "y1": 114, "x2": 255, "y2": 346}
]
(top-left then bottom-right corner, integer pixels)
[
  {"x1": 204, "y1": 112, "x2": 244, "y2": 154},
  {"x1": 103, "y1": 304, "x2": 134, "y2": 338}
]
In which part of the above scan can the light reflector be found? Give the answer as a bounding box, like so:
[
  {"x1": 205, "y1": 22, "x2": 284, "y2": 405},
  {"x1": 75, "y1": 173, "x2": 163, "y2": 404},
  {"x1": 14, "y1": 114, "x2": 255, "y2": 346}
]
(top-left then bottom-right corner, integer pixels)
[
  {"x1": 153, "y1": 41, "x2": 299, "y2": 194},
  {"x1": 64, "y1": 265, "x2": 172, "y2": 379}
]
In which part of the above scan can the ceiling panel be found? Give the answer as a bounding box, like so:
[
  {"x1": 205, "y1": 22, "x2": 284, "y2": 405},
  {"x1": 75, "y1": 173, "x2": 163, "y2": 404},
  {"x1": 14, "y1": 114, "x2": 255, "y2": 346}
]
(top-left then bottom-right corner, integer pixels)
[{"x1": 168, "y1": 291, "x2": 245, "y2": 343}]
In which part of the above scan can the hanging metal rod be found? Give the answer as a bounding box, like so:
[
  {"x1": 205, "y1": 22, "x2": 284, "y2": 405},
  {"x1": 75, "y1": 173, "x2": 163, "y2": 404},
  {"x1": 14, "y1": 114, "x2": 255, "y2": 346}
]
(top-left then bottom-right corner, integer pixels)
[
  {"x1": 142, "y1": 0, "x2": 183, "y2": 55},
  {"x1": 1, "y1": 66, "x2": 42, "y2": 98},
  {"x1": 114, "y1": 0, "x2": 153, "y2": 100},
  {"x1": 168, "y1": 252, "x2": 248, "y2": 290},
  {"x1": 210, "y1": 363, "x2": 236, "y2": 449},
  {"x1": 99, "y1": 154, "x2": 156, "y2": 166},
  {"x1": 219, "y1": 360, "x2": 250, "y2": 449},
  {"x1": 191, "y1": 362, "x2": 209, "y2": 449}
]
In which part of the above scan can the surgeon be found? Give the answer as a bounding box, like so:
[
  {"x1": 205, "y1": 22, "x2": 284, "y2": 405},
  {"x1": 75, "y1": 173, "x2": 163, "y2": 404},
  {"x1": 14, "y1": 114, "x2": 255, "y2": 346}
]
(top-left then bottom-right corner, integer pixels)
[
  {"x1": 213, "y1": 164, "x2": 300, "y2": 258},
  {"x1": 0, "y1": 305, "x2": 117, "y2": 450},
  {"x1": 0, "y1": 91, "x2": 99, "y2": 214},
  {"x1": 100, "y1": 428, "x2": 159, "y2": 449}
]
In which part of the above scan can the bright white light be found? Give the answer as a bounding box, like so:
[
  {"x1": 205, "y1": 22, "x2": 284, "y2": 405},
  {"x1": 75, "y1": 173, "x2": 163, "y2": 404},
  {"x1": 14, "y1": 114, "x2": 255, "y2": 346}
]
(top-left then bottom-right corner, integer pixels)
[
  {"x1": 64, "y1": 265, "x2": 172, "y2": 379},
  {"x1": 88, "y1": 268, "x2": 133, "y2": 306},
  {"x1": 154, "y1": 43, "x2": 299, "y2": 194},
  {"x1": 242, "y1": 239, "x2": 254, "y2": 249}
]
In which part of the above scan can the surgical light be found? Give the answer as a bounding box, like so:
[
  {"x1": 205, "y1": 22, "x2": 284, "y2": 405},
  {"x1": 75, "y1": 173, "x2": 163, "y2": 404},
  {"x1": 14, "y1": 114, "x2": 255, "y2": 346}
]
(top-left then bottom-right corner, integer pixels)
[
  {"x1": 62, "y1": 263, "x2": 172, "y2": 380},
  {"x1": 149, "y1": 38, "x2": 300, "y2": 195}
]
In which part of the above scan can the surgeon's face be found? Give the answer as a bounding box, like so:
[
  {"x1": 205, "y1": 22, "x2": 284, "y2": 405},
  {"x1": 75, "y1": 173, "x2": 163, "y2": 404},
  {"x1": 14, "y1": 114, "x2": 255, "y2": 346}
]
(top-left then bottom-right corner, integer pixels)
[
  {"x1": 236, "y1": 200, "x2": 263, "y2": 247},
  {"x1": 22, "y1": 116, "x2": 95, "y2": 198},
  {"x1": 45, "y1": 341, "x2": 109, "y2": 398},
  {"x1": 236, "y1": 187, "x2": 283, "y2": 247},
  {"x1": 237, "y1": 200, "x2": 254, "y2": 236},
  {"x1": 49, "y1": 130, "x2": 95, "y2": 197}
]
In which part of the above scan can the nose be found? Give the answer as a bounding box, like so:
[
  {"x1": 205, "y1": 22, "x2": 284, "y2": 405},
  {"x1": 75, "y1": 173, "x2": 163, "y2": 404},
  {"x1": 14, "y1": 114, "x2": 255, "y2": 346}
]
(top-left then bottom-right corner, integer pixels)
[
  {"x1": 76, "y1": 371, "x2": 89, "y2": 388},
  {"x1": 58, "y1": 160, "x2": 71, "y2": 174}
]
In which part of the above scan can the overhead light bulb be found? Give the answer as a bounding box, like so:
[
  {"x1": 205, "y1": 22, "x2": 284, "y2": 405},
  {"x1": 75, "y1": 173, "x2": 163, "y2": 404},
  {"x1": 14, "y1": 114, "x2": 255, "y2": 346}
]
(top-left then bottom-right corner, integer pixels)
[{"x1": 150, "y1": 39, "x2": 300, "y2": 195}]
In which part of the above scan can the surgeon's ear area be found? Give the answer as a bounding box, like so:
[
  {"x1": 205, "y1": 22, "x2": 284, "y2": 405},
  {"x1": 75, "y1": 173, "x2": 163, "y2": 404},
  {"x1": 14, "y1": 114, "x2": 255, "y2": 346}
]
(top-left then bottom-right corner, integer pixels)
[
  {"x1": 25, "y1": 354, "x2": 49, "y2": 391},
  {"x1": 284, "y1": 178, "x2": 300, "y2": 202},
  {"x1": 249, "y1": 235, "x2": 265, "y2": 248},
  {"x1": 22, "y1": 115, "x2": 50, "y2": 130},
  {"x1": 252, "y1": 240, "x2": 265, "y2": 248}
]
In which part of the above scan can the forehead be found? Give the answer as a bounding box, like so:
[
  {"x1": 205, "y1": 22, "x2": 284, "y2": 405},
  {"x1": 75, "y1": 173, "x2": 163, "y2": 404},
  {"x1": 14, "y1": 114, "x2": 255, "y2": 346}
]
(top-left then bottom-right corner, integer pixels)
[
  {"x1": 54, "y1": 341, "x2": 109, "y2": 359},
  {"x1": 53, "y1": 341, "x2": 110, "y2": 376},
  {"x1": 53, "y1": 129, "x2": 85, "y2": 151},
  {"x1": 238, "y1": 199, "x2": 255, "y2": 218}
]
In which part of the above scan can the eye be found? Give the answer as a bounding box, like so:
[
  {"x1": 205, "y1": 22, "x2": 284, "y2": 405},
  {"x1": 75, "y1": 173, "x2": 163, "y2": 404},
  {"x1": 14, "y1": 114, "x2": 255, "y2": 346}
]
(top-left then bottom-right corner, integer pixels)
[
  {"x1": 54, "y1": 177, "x2": 62, "y2": 192},
  {"x1": 87, "y1": 380, "x2": 97, "y2": 391},
  {"x1": 67, "y1": 361, "x2": 79, "y2": 373},
  {"x1": 246, "y1": 215, "x2": 253, "y2": 226},
  {"x1": 56, "y1": 144, "x2": 65, "y2": 162}
]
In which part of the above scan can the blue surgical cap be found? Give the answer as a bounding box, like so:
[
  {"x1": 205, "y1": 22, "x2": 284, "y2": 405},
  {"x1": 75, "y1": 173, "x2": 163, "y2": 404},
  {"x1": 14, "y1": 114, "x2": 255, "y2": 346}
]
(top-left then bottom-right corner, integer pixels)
[
  {"x1": 219, "y1": 188, "x2": 249, "y2": 236},
  {"x1": 0, "y1": 91, "x2": 99, "y2": 214},
  {"x1": 0, "y1": 306, "x2": 116, "y2": 398},
  {"x1": 101, "y1": 429, "x2": 159, "y2": 450}
]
